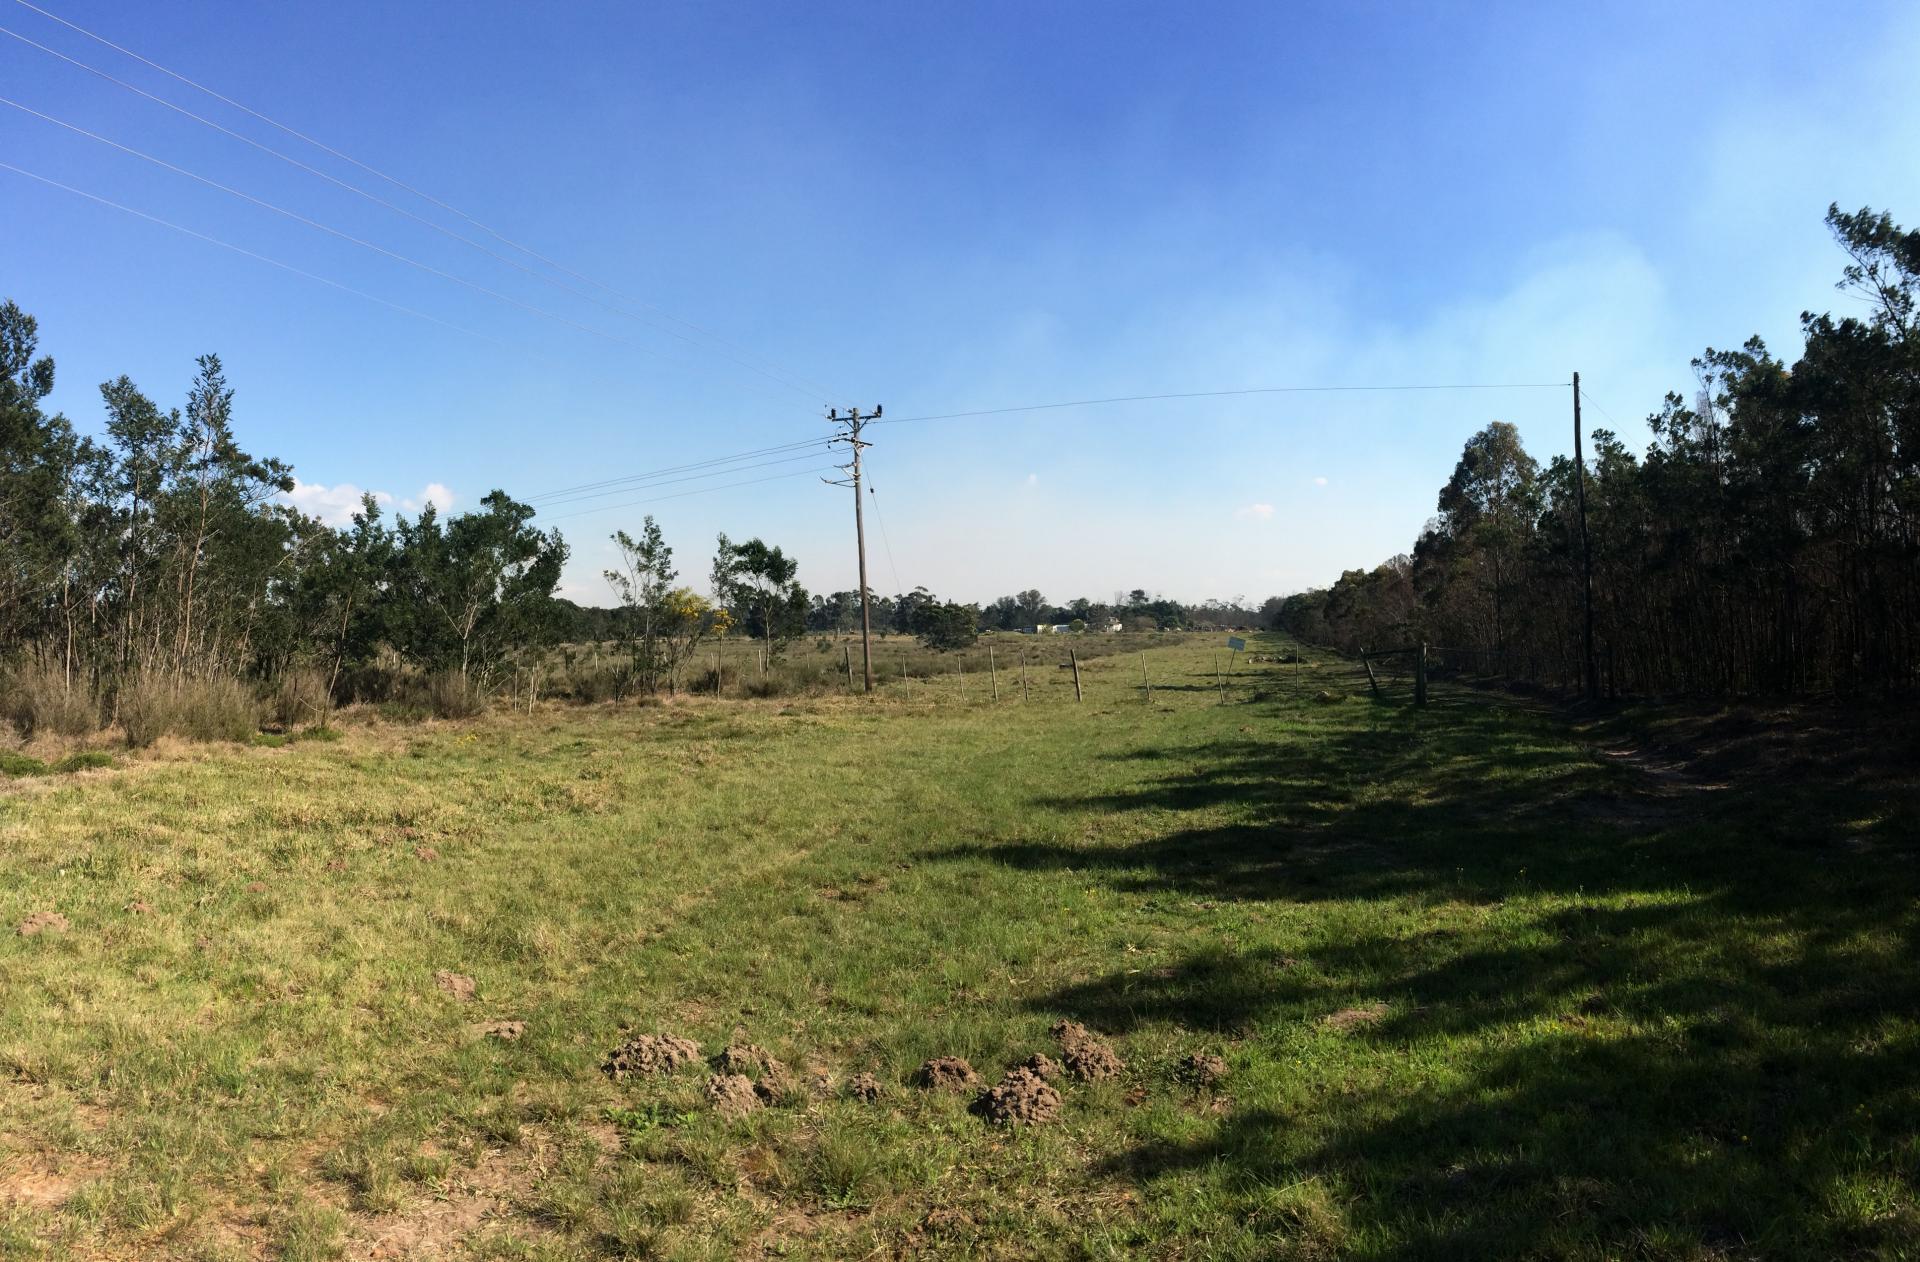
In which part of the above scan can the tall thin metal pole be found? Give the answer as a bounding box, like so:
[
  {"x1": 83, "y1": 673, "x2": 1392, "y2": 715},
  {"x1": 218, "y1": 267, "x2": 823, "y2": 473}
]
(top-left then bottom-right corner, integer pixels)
[{"x1": 1573, "y1": 373, "x2": 1598, "y2": 701}]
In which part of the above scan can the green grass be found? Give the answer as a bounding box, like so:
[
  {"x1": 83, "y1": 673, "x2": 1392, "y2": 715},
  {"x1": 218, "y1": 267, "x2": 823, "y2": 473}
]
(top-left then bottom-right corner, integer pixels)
[{"x1": 1, "y1": 636, "x2": 1915, "y2": 1259}]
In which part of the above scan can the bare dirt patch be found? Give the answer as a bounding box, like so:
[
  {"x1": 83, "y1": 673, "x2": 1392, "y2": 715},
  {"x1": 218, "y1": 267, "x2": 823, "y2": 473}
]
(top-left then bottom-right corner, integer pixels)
[
  {"x1": 1322, "y1": 1002, "x2": 1388, "y2": 1031},
  {"x1": 600, "y1": 1033, "x2": 701, "y2": 1081},
  {"x1": 433, "y1": 970, "x2": 476, "y2": 1001},
  {"x1": 713, "y1": 1043, "x2": 796, "y2": 1102},
  {"x1": 973, "y1": 1068, "x2": 1062, "y2": 1125},
  {"x1": 16, "y1": 910, "x2": 68, "y2": 937},
  {"x1": 704, "y1": 1073, "x2": 761, "y2": 1117},
  {"x1": 475, "y1": 1019, "x2": 524, "y2": 1041},
  {"x1": 913, "y1": 1057, "x2": 980, "y2": 1092},
  {"x1": 846, "y1": 1072, "x2": 882, "y2": 1102},
  {"x1": 125, "y1": 899, "x2": 153, "y2": 915}
]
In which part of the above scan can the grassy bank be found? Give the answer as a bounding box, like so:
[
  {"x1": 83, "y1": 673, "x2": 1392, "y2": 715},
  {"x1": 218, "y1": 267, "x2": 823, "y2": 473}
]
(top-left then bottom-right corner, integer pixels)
[{"x1": 2, "y1": 636, "x2": 1915, "y2": 1259}]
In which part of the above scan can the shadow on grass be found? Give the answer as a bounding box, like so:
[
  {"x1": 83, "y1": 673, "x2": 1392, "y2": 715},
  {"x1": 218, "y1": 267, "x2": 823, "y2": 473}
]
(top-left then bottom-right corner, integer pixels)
[{"x1": 935, "y1": 681, "x2": 1920, "y2": 1257}]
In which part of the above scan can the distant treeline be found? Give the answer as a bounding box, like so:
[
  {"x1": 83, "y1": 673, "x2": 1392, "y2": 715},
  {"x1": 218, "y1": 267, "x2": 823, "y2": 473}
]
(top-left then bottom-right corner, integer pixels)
[
  {"x1": 1273, "y1": 205, "x2": 1919, "y2": 696},
  {"x1": 0, "y1": 296, "x2": 1258, "y2": 734}
]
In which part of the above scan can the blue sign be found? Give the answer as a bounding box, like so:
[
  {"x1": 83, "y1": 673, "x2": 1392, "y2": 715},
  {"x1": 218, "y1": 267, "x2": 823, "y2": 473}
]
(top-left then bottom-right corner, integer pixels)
[{"x1": 1226, "y1": 636, "x2": 1247, "y2": 652}]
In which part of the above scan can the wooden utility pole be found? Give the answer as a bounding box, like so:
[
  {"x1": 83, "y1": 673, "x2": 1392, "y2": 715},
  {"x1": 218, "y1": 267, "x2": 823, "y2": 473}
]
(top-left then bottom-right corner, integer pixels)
[
  {"x1": 1070, "y1": 649, "x2": 1083, "y2": 702},
  {"x1": 1572, "y1": 373, "x2": 1598, "y2": 701},
  {"x1": 826, "y1": 406, "x2": 882, "y2": 693}
]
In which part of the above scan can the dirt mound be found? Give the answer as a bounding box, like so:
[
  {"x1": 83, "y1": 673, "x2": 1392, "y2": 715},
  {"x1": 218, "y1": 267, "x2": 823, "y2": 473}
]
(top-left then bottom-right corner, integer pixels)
[
  {"x1": 914, "y1": 1057, "x2": 980, "y2": 1091},
  {"x1": 433, "y1": 970, "x2": 476, "y2": 1001},
  {"x1": 1014, "y1": 1052, "x2": 1062, "y2": 1081},
  {"x1": 973, "y1": 1068, "x2": 1061, "y2": 1125},
  {"x1": 704, "y1": 1073, "x2": 761, "y2": 1117},
  {"x1": 125, "y1": 900, "x2": 153, "y2": 915},
  {"x1": 601, "y1": 1033, "x2": 701, "y2": 1080},
  {"x1": 1177, "y1": 1052, "x2": 1227, "y2": 1087},
  {"x1": 415, "y1": 846, "x2": 439, "y2": 862},
  {"x1": 1048, "y1": 1020, "x2": 1091, "y2": 1046},
  {"x1": 16, "y1": 910, "x2": 68, "y2": 937},
  {"x1": 846, "y1": 1072, "x2": 882, "y2": 1102},
  {"x1": 1050, "y1": 1020, "x2": 1124, "y2": 1081},
  {"x1": 713, "y1": 1043, "x2": 796, "y2": 1102},
  {"x1": 477, "y1": 1019, "x2": 525, "y2": 1041},
  {"x1": 1322, "y1": 1002, "x2": 1388, "y2": 1031}
]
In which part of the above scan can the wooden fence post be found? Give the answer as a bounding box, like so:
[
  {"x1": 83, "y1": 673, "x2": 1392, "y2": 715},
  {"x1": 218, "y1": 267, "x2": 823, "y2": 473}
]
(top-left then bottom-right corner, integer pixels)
[
  {"x1": 844, "y1": 645, "x2": 853, "y2": 691},
  {"x1": 1215, "y1": 653, "x2": 1225, "y2": 703},
  {"x1": 1070, "y1": 649, "x2": 1083, "y2": 702},
  {"x1": 988, "y1": 644, "x2": 999, "y2": 701},
  {"x1": 956, "y1": 655, "x2": 966, "y2": 702},
  {"x1": 1361, "y1": 649, "x2": 1381, "y2": 697},
  {"x1": 1415, "y1": 642, "x2": 1428, "y2": 708},
  {"x1": 1021, "y1": 649, "x2": 1030, "y2": 701},
  {"x1": 1140, "y1": 651, "x2": 1151, "y2": 703}
]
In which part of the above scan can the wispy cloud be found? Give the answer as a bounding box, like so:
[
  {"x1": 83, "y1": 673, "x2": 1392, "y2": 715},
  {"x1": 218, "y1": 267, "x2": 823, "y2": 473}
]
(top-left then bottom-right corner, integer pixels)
[
  {"x1": 1233, "y1": 502, "x2": 1275, "y2": 521},
  {"x1": 1313, "y1": 476, "x2": 1329, "y2": 487}
]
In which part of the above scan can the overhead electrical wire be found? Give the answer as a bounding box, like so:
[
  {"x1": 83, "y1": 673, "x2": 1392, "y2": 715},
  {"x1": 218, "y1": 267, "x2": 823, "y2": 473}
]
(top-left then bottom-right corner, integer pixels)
[
  {"x1": 534, "y1": 465, "x2": 840, "y2": 523},
  {"x1": 0, "y1": 94, "x2": 817, "y2": 411},
  {"x1": 0, "y1": 21, "x2": 829, "y2": 405},
  {"x1": 529, "y1": 448, "x2": 835, "y2": 510},
  {"x1": 523, "y1": 437, "x2": 836, "y2": 504},
  {"x1": 0, "y1": 160, "x2": 520, "y2": 352},
  {"x1": 5, "y1": 0, "x2": 842, "y2": 403}
]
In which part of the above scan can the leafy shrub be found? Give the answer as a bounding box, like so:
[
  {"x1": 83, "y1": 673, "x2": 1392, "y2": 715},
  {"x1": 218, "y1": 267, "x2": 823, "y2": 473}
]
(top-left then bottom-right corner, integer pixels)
[
  {"x1": 0, "y1": 752, "x2": 47, "y2": 776},
  {"x1": 1, "y1": 665, "x2": 99, "y2": 738},
  {"x1": 117, "y1": 673, "x2": 176, "y2": 748},
  {"x1": 53, "y1": 751, "x2": 114, "y2": 772}
]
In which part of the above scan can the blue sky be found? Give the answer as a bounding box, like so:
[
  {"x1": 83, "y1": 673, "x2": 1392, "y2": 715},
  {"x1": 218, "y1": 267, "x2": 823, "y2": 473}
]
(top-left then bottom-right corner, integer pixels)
[{"x1": 4, "y1": 0, "x2": 1916, "y2": 606}]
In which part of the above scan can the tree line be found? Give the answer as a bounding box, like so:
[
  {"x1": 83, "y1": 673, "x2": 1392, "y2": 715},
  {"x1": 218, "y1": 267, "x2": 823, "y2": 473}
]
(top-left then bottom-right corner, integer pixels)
[{"x1": 1272, "y1": 204, "x2": 1919, "y2": 697}]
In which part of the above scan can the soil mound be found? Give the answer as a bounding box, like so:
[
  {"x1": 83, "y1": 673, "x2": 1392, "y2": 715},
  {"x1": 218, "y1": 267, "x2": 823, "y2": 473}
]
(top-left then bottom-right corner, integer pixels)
[
  {"x1": 433, "y1": 970, "x2": 476, "y2": 1001},
  {"x1": 16, "y1": 911, "x2": 68, "y2": 937},
  {"x1": 1015, "y1": 1052, "x2": 1062, "y2": 1081},
  {"x1": 914, "y1": 1057, "x2": 980, "y2": 1091},
  {"x1": 1177, "y1": 1052, "x2": 1227, "y2": 1087},
  {"x1": 846, "y1": 1072, "x2": 882, "y2": 1102},
  {"x1": 713, "y1": 1043, "x2": 796, "y2": 1102},
  {"x1": 601, "y1": 1033, "x2": 702, "y2": 1080},
  {"x1": 478, "y1": 1019, "x2": 525, "y2": 1041},
  {"x1": 973, "y1": 1068, "x2": 1061, "y2": 1125},
  {"x1": 704, "y1": 1073, "x2": 761, "y2": 1117},
  {"x1": 1050, "y1": 1020, "x2": 1124, "y2": 1081}
]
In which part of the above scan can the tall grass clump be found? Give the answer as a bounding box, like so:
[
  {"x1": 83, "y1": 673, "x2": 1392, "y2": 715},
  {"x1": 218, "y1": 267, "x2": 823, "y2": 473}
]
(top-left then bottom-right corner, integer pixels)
[
  {"x1": 265, "y1": 667, "x2": 332, "y2": 730},
  {"x1": 428, "y1": 672, "x2": 486, "y2": 720},
  {"x1": 0, "y1": 664, "x2": 100, "y2": 738},
  {"x1": 117, "y1": 672, "x2": 257, "y2": 746}
]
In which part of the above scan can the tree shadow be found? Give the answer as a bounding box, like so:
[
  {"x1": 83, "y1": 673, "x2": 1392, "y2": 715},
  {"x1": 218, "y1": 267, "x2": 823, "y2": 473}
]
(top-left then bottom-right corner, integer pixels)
[{"x1": 936, "y1": 681, "x2": 1920, "y2": 1255}]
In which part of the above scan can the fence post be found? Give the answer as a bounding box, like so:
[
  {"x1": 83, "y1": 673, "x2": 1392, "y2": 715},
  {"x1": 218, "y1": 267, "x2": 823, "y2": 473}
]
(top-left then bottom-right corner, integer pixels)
[
  {"x1": 845, "y1": 645, "x2": 853, "y2": 691},
  {"x1": 1361, "y1": 649, "x2": 1381, "y2": 698},
  {"x1": 1215, "y1": 653, "x2": 1226, "y2": 703},
  {"x1": 989, "y1": 644, "x2": 999, "y2": 701},
  {"x1": 1070, "y1": 649, "x2": 1083, "y2": 702},
  {"x1": 1021, "y1": 649, "x2": 1030, "y2": 701},
  {"x1": 1415, "y1": 643, "x2": 1428, "y2": 708},
  {"x1": 956, "y1": 655, "x2": 966, "y2": 702},
  {"x1": 1140, "y1": 651, "x2": 1151, "y2": 703}
]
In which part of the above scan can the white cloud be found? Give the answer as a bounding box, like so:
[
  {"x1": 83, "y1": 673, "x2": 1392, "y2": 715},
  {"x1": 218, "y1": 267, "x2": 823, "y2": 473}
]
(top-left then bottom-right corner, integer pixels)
[
  {"x1": 1024, "y1": 472, "x2": 1039, "y2": 486},
  {"x1": 280, "y1": 478, "x2": 456, "y2": 526},
  {"x1": 1313, "y1": 476, "x2": 1329, "y2": 487},
  {"x1": 1233, "y1": 502, "x2": 1275, "y2": 521}
]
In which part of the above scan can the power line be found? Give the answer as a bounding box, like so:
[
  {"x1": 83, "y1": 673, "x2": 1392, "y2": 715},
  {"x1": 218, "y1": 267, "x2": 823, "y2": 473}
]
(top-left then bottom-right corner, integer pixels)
[
  {"x1": 0, "y1": 20, "x2": 831, "y2": 405},
  {"x1": 533, "y1": 464, "x2": 839, "y2": 523},
  {"x1": 523, "y1": 437, "x2": 835, "y2": 503},
  {"x1": 871, "y1": 381, "x2": 1570, "y2": 427},
  {"x1": 0, "y1": 160, "x2": 519, "y2": 352},
  {"x1": 0, "y1": 94, "x2": 814, "y2": 410},
  {"x1": 867, "y1": 479, "x2": 904, "y2": 597},
  {"x1": 6, "y1": 0, "x2": 842, "y2": 403},
  {"x1": 531, "y1": 448, "x2": 834, "y2": 510}
]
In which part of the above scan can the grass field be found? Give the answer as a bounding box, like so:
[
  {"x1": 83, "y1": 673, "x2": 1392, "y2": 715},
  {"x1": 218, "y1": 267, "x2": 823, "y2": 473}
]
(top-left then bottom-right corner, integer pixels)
[{"x1": 3, "y1": 635, "x2": 1917, "y2": 1260}]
